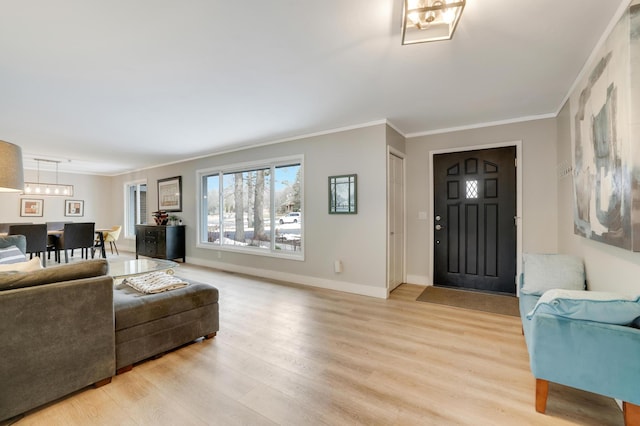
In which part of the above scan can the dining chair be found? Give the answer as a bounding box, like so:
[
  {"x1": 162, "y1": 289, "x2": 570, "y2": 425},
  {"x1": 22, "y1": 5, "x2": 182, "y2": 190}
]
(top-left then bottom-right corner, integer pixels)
[
  {"x1": 8, "y1": 224, "x2": 48, "y2": 267},
  {"x1": 0, "y1": 222, "x2": 32, "y2": 234},
  {"x1": 58, "y1": 222, "x2": 96, "y2": 263},
  {"x1": 45, "y1": 221, "x2": 71, "y2": 262},
  {"x1": 100, "y1": 225, "x2": 122, "y2": 255}
]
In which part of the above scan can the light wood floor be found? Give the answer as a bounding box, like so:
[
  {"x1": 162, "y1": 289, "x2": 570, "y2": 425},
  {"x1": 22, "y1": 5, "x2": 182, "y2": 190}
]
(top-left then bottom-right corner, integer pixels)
[{"x1": 15, "y1": 253, "x2": 623, "y2": 425}]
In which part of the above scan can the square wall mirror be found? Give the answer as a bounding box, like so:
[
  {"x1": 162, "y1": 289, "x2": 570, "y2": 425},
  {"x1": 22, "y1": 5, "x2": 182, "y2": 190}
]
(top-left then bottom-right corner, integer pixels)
[{"x1": 329, "y1": 174, "x2": 357, "y2": 214}]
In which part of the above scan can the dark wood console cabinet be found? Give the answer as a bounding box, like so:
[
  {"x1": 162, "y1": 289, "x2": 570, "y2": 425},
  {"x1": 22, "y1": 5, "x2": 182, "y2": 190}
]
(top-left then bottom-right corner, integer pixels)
[{"x1": 135, "y1": 225, "x2": 186, "y2": 262}]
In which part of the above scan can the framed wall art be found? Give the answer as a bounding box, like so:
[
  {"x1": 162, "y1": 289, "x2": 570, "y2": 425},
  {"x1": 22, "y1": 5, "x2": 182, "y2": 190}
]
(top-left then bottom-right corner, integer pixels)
[
  {"x1": 570, "y1": 1, "x2": 640, "y2": 251},
  {"x1": 64, "y1": 199, "x2": 84, "y2": 217},
  {"x1": 329, "y1": 174, "x2": 357, "y2": 214},
  {"x1": 20, "y1": 198, "x2": 43, "y2": 217},
  {"x1": 158, "y1": 176, "x2": 182, "y2": 212}
]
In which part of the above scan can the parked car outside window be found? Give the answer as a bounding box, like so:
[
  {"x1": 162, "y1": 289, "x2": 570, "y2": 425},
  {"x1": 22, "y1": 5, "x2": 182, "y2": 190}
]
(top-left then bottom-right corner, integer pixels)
[{"x1": 279, "y1": 212, "x2": 301, "y2": 224}]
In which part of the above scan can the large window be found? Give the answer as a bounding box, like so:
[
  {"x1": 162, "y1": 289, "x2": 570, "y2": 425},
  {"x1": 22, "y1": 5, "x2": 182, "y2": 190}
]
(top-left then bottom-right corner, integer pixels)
[
  {"x1": 124, "y1": 181, "x2": 147, "y2": 238},
  {"x1": 198, "y1": 157, "x2": 303, "y2": 258}
]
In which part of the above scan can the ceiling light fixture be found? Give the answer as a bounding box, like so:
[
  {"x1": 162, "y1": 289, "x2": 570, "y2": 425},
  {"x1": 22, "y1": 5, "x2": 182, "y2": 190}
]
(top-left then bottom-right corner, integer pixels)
[
  {"x1": 401, "y1": 0, "x2": 466, "y2": 45},
  {"x1": 23, "y1": 158, "x2": 74, "y2": 196},
  {"x1": 0, "y1": 140, "x2": 25, "y2": 192}
]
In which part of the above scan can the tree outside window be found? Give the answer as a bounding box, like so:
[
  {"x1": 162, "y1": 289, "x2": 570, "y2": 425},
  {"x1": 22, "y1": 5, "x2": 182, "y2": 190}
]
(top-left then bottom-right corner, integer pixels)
[{"x1": 200, "y1": 159, "x2": 302, "y2": 256}]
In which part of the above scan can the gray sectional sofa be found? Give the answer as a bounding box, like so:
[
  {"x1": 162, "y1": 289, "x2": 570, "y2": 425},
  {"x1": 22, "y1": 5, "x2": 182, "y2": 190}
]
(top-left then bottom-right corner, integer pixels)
[
  {"x1": 0, "y1": 245, "x2": 115, "y2": 422},
  {"x1": 114, "y1": 280, "x2": 219, "y2": 372},
  {"x1": 0, "y1": 235, "x2": 219, "y2": 422}
]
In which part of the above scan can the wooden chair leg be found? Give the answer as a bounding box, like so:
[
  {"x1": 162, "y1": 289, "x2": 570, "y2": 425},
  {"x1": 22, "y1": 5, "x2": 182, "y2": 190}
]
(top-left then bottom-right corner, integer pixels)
[
  {"x1": 624, "y1": 402, "x2": 640, "y2": 426},
  {"x1": 535, "y1": 379, "x2": 549, "y2": 413}
]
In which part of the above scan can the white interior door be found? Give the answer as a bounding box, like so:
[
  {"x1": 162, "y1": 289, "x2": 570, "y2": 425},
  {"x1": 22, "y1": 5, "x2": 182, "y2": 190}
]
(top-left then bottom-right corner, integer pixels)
[{"x1": 388, "y1": 152, "x2": 405, "y2": 292}]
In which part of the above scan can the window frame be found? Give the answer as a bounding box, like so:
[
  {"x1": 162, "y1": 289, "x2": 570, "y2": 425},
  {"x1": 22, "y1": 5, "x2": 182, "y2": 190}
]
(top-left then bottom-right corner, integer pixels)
[
  {"x1": 123, "y1": 179, "x2": 147, "y2": 239},
  {"x1": 196, "y1": 155, "x2": 304, "y2": 260}
]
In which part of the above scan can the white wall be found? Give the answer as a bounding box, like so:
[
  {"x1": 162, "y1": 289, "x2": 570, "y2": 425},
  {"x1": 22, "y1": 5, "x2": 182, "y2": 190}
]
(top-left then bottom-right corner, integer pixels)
[
  {"x1": 111, "y1": 124, "x2": 390, "y2": 298},
  {"x1": 0, "y1": 169, "x2": 113, "y2": 228},
  {"x1": 405, "y1": 119, "x2": 559, "y2": 285}
]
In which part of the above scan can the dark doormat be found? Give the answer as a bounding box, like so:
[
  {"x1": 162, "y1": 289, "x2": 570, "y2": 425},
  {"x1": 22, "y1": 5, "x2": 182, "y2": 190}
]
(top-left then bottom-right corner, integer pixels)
[{"x1": 416, "y1": 286, "x2": 520, "y2": 317}]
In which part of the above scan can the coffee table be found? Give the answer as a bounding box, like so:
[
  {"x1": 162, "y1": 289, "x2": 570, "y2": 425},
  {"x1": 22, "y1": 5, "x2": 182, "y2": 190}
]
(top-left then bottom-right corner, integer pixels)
[{"x1": 109, "y1": 258, "x2": 178, "y2": 279}]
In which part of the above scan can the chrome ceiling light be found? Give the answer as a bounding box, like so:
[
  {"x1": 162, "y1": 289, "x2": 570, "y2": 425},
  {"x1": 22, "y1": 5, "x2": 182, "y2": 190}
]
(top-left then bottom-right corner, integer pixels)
[
  {"x1": 0, "y1": 140, "x2": 25, "y2": 192},
  {"x1": 24, "y1": 158, "x2": 74, "y2": 196},
  {"x1": 402, "y1": 0, "x2": 466, "y2": 45}
]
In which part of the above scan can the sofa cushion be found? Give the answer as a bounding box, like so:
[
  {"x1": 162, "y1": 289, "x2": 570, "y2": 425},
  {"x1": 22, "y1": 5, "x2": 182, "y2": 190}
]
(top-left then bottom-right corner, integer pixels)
[
  {"x1": 0, "y1": 245, "x2": 27, "y2": 264},
  {"x1": 526, "y1": 289, "x2": 640, "y2": 325},
  {"x1": 114, "y1": 280, "x2": 218, "y2": 331},
  {"x1": 521, "y1": 253, "x2": 585, "y2": 296},
  {"x1": 0, "y1": 257, "x2": 42, "y2": 273},
  {"x1": 0, "y1": 259, "x2": 109, "y2": 291}
]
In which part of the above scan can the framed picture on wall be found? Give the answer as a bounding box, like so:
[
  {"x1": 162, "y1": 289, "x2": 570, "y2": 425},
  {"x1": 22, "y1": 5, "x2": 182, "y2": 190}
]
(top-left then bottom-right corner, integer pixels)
[
  {"x1": 20, "y1": 198, "x2": 43, "y2": 217},
  {"x1": 328, "y1": 174, "x2": 357, "y2": 214},
  {"x1": 64, "y1": 199, "x2": 84, "y2": 217},
  {"x1": 158, "y1": 176, "x2": 182, "y2": 212}
]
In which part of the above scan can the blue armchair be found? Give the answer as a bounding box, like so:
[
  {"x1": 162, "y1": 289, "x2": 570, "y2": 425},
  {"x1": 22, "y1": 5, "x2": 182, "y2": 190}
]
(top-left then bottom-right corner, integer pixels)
[{"x1": 520, "y1": 253, "x2": 640, "y2": 425}]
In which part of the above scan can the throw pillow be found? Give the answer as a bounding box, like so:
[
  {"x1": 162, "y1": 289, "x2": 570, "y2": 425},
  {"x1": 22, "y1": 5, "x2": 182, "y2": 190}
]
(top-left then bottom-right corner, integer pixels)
[
  {"x1": 0, "y1": 245, "x2": 27, "y2": 265},
  {"x1": 0, "y1": 257, "x2": 42, "y2": 273},
  {"x1": 526, "y1": 289, "x2": 640, "y2": 325},
  {"x1": 521, "y1": 253, "x2": 585, "y2": 296}
]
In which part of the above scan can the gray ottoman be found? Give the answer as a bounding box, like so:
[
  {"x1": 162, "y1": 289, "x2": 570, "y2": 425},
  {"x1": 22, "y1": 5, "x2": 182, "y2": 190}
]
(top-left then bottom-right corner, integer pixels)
[{"x1": 113, "y1": 280, "x2": 219, "y2": 372}]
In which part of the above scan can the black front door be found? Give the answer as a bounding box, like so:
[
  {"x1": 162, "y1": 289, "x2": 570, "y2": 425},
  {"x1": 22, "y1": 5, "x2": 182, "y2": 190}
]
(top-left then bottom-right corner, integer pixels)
[{"x1": 433, "y1": 147, "x2": 517, "y2": 294}]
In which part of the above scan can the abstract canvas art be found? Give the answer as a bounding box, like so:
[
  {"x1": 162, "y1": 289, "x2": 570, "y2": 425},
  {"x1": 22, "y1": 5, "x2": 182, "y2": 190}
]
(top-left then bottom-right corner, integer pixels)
[{"x1": 571, "y1": 0, "x2": 640, "y2": 251}]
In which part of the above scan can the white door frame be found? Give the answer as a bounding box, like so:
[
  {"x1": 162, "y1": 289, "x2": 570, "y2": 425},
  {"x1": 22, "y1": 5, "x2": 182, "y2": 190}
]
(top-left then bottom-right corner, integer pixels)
[
  {"x1": 387, "y1": 146, "x2": 406, "y2": 296},
  {"x1": 428, "y1": 140, "x2": 523, "y2": 292}
]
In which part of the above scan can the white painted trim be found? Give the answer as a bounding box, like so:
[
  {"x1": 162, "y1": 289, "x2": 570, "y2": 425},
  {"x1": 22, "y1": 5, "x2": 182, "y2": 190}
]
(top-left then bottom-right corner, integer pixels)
[
  {"x1": 385, "y1": 120, "x2": 406, "y2": 137},
  {"x1": 122, "y1": 178, "x2": 147, "y2": 240},
  {"x1": 386, "y1": 147, "x2": 407, "y2": 297},
  {"x1": 428, "y1": 140, "x2": 523, "y2": 292},
  {"x1": 108, "y1": 112, "x2": 556, "y2": 178},
  {"x1": 406, "y1": 274, "x2": 430, "y2": 286},
  {"x1": 515, "y1": 141, "x2": 523, "y2": 292},
  {"x1": 109, "y1": 115, "x2": 552, "y2": 178},
  {"x1": 187, "y1": 257, "x2": 388, "y2": 299},
  {"x1": 406, "y1": 114, "x2": 556, "y2": 138},
  {"x1": 114, "y1": 120, "x2": 389, "y2": 176}
]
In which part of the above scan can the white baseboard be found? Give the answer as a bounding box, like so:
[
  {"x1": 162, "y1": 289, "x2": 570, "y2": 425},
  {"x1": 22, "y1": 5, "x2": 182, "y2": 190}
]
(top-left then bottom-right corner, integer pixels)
[{"x1": 188, "y1": 257, "x2": 388, "y2": 299}]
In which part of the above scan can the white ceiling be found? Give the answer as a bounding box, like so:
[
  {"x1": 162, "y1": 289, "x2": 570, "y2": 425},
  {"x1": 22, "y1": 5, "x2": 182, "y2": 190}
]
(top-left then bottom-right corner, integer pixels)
[{"x1": 0, "y1": 1, "x2": 627, "y2": 175}]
